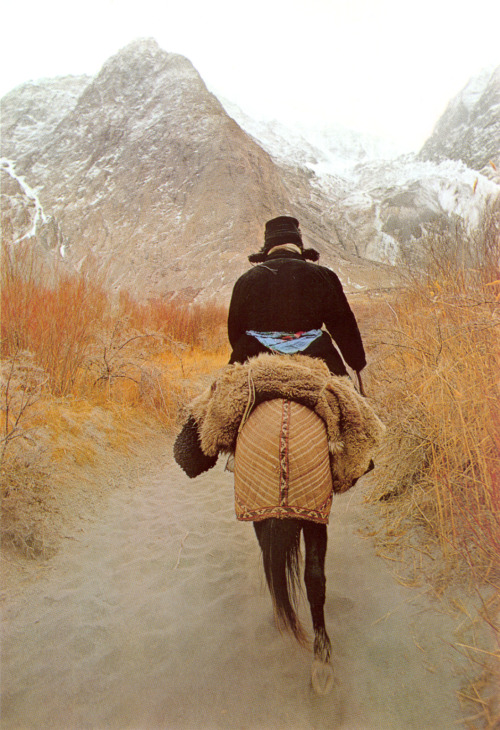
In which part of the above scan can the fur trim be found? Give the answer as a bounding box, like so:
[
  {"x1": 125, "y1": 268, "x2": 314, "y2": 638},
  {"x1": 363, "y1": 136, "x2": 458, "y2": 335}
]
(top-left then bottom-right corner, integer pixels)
[
  {"x1": 187, "y1": 353, "x2": 385, "y2": 492},
  {"x1": 173, "y1": 415, "x2": 218, "y2": 477},
  {"x1": 302, "y1": 248, "x2": 320, "y2": 262}
]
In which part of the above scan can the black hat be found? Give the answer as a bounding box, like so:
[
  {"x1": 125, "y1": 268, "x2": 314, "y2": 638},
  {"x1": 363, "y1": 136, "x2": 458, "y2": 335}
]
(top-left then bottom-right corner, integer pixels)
[{"x1": 248, "y1": 216, "x2": 319, "y2": 263}]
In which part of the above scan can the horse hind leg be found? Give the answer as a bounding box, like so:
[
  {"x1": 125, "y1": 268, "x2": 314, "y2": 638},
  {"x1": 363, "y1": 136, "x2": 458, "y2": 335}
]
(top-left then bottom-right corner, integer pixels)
[
  {"x1": 303, "y1": 522, "x2": 331, "y2": 661},
  {"x1": 303, "y1": 522, "x2": 335, "y2": 695}
]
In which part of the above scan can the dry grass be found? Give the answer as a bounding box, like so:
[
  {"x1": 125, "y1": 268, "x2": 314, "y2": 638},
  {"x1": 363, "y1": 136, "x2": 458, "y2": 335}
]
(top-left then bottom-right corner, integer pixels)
[
  {"x1": 118, "y1": 290, "x2": 228, "y2": 352},
  {"x1": 1, "y1": 244, "x2": 108, "y2": 397},
  {"x1": 1, "y1": 240, "x2": 229, "y2": 420},
  {"x1": 367, "y1": 258, "x2": 499, "y2": 579},
  {"x1": 1, "y1": 239, "x2": 229, "y2": 557},
  {"x1": 358, "y1": 213, "x2": 500, "y2": 728},
  {"x1": 2, "y1": 221, "x2": 499, "y2": 724}
]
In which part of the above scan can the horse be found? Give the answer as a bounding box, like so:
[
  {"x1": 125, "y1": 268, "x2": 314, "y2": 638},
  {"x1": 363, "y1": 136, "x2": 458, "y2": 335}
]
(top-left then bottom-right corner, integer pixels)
[
  {"x1": 174, "y1": 353, "x2": 384, "y2": 694},
  {"x1": 233, "y1": 396, "x2": 336, "y2": 695}
]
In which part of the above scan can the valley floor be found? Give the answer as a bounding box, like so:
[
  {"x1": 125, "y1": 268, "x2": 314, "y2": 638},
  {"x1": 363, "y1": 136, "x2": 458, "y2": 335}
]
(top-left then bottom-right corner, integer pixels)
[{"x1": 1, "y1": 438, "x2": 486, "y2": 730}]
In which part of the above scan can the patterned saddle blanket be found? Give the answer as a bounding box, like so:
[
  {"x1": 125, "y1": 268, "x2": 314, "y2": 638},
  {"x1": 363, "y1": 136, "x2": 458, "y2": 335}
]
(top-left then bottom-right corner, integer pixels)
[{"x1": 234, "y1": 398, "x2": 333, "y2": 524}]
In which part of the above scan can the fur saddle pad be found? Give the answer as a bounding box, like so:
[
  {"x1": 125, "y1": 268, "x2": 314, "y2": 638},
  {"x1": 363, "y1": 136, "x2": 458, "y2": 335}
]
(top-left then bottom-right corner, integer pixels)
[{"x1": 175, "y1": 353, "x2": 385, "y2": 493}]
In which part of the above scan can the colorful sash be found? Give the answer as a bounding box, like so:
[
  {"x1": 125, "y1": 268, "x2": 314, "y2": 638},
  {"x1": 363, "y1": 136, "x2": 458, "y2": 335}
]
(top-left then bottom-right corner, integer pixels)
[{"x1": 247, "y1": 329, "x2": 323, "y2": 354}]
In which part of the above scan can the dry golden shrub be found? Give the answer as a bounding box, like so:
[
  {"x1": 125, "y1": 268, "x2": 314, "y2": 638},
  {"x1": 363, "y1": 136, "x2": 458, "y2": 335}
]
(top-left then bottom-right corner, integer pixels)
[
  {"x1": 1, "y1": 238, "x2": 229, "y2": 555},
  {"x1": 362, "y1": 214, "x2": 500, "y2": 728},
  {"x1": 369, "y1": 249, "x2": 499, "y2": 577}
]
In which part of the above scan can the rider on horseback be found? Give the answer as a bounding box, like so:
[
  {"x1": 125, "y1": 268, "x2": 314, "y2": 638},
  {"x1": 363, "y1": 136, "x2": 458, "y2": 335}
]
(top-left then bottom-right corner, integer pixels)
[
  {"x1": 175, "y1": 217, "x2": 383, "y2": 694},
  {"x1": 228, "y1": 215, "x2": 367, "y2": 394}
]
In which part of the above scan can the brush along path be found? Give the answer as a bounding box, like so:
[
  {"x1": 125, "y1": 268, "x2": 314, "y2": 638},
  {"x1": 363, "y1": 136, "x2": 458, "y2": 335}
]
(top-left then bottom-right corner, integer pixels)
[{"x1": 1, "y1": 444, "x2": 475, "y2": 729}]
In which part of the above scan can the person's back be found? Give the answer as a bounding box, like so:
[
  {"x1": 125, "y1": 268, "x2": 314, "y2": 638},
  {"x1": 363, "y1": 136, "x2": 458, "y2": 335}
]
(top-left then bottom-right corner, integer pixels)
[
  {"x1": 229, "y1": 255, "x2": 337, "y2": 332},
  {"x1": 228, "y1": 216, "x2": 367, "y2": 381}
]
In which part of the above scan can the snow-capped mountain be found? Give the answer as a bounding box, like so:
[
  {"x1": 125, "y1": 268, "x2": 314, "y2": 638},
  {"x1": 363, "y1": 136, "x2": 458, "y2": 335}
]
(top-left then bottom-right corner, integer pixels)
[
  {"x1": 1, "y1": 40, "x2": 294, "y2": 298},
  {"x1": 420, "y1": 66, "x2": 500, "y2": 174},
  {"x1": 219, "y1": 100, "x2": 401, "y2": 175},
  {"x1": 1, "y1": 40, "x2": 498, "y2": 300},
  {"x1": 1, "y1": 75, "x2": 91, "y2": 161},
  {"x1": 221, "y1": 85, "x2": 500, "y2": 267},
  {"x1": 1, "y1": 39, "x2": 397, "y2": 298}
]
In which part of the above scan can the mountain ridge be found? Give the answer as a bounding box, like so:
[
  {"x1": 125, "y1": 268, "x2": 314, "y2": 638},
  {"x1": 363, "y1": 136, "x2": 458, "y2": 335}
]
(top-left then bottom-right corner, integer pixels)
[
  {"x1": 419, "y1": 65, "x2": 500, "y2": 173},
  {"x1": 1, "y1": 40, "x2": 498, "y2": 301}
]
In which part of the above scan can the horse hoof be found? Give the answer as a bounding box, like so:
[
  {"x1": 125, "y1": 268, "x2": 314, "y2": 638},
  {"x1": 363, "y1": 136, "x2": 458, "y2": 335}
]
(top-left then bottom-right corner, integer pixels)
[{"x1": 311, "y1": 659, "x2": 335, "y2": 695}]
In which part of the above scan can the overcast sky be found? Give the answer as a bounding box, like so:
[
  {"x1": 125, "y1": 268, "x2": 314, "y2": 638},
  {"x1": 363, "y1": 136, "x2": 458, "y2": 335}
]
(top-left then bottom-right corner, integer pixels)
[{"x1": 1, "y1": 0, "x2": 499, "y2": 151}]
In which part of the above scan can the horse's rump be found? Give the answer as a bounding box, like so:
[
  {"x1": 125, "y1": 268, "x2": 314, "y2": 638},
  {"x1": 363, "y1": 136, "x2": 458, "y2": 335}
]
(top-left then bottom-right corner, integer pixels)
[{"x1": 234, "y1": 399, "x2": 333, "y2": 524}]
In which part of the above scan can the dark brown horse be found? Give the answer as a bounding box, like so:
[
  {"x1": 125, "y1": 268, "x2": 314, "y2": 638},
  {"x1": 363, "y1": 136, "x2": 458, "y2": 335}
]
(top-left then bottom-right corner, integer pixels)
[
  {"x1": 174, "y1": 354, "x2": 384, "y2": 694},
  {"x1": 234, "y1": 397, "x2": 335, "y2": 695}
]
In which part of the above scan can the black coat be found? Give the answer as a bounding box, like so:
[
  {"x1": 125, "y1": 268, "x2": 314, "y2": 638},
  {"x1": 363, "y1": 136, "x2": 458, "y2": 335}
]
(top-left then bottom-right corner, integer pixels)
[{"x1": 227, "y1": 251, "x2": 366, "y2": 376}]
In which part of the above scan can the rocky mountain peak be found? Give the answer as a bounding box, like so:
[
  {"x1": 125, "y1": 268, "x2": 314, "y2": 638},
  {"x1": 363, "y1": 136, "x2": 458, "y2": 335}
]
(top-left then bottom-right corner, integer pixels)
[
  {"x1": 419, "y1": 66, "x2": 500, "y2": 176},
  {"x1": 54, "y1": 38, "x2": 226, "y2": 149},
  {"x1": 2, "y1": 42, "x2": 498, "y2": 301},
  {"x1": 86, "y1": 38, "x2": 211, "y2": 110},
  {"x1": 1, "y1": 40, "x2": 294, "y2": 299},
  {"x1": 0, "y1": 75, "x2": 91, "y2": 160}
]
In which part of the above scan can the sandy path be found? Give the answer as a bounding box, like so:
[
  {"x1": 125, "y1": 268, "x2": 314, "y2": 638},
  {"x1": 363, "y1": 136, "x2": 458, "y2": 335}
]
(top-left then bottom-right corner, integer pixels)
[{"x1": 1, "y1": 453, "x2": 472, "y2": 729}]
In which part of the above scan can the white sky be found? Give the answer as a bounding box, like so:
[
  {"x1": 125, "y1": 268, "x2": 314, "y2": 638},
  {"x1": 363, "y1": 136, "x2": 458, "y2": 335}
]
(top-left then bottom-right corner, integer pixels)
[{"x1": 1, "y1": 0, "x2": 499, "y2": 151}]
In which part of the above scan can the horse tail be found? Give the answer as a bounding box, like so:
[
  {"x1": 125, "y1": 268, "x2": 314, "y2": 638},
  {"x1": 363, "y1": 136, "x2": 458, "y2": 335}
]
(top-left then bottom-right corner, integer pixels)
[{"x1": 255, "y1": 518, "x2": 309, "y2": 647}]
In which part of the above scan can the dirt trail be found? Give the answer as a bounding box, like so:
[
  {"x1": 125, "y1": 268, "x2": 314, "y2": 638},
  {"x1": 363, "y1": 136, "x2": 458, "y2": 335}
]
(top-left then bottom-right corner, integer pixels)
[{"x1": 1, "y1": 451, "x2": 475, "y2": 729}]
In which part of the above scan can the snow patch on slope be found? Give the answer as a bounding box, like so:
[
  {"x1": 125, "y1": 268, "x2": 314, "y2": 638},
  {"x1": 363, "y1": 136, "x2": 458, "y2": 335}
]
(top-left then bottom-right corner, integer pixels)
[
  {"x1": 222, "y1": 97, "x2": 500, "y2": 262},
  {"x1": 1, "y1": 157, "x2": 48, "y2": 239}
]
